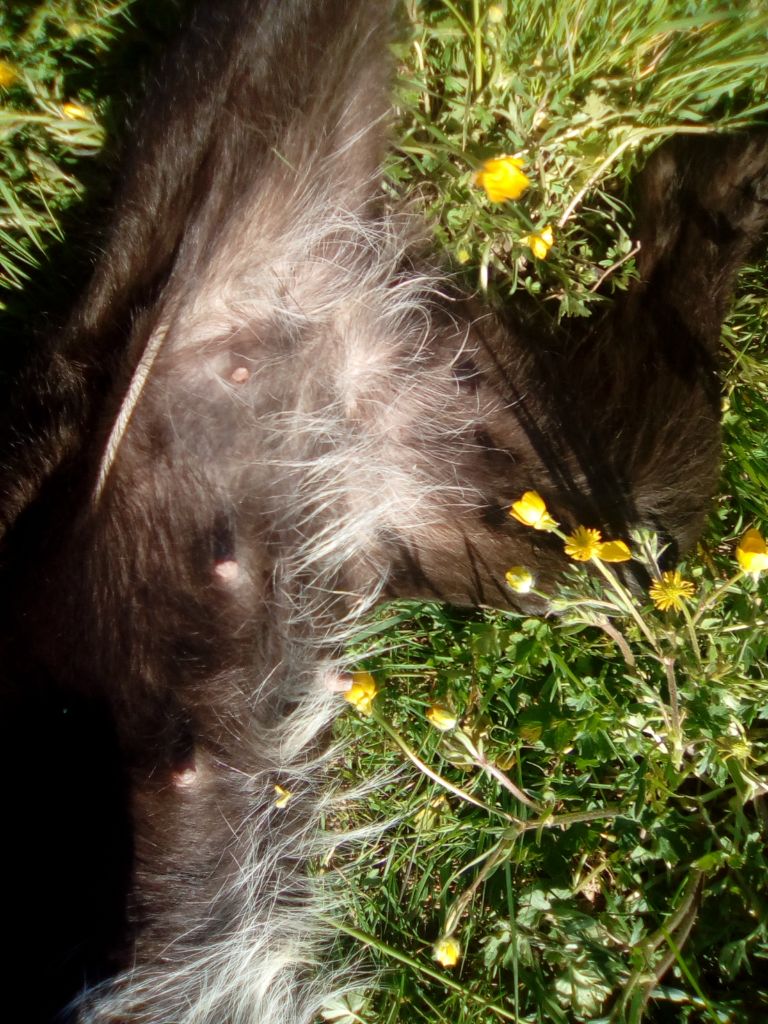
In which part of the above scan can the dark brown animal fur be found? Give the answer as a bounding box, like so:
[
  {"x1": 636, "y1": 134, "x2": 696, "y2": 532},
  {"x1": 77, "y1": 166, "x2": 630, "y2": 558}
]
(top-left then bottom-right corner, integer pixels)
[{"x1": 0, "y1": 1, "x2": 766, "y2": 1021}]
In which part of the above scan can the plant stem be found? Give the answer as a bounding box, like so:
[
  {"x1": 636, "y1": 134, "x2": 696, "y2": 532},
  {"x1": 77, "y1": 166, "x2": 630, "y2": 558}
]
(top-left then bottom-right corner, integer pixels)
[
  {"x1": 662, "y1": 655, "x2": 681, "y2": 740},
  {"x1": 452, "y1": 729, "x2": 542, "y2": 811},
  {"x1": 325, "y1": 919, "x2": 521, "y2": 1022},
  {"x1": 681, "y1": 603, "x2": 702, "y2": 667},
  {"x1": 373, "y1": 711, "x2": 519, "y2": 822},
  {"x1": 591, "y1": 556, "x2": 662, "y2": 654},
  {"x1": 473, "y1": 0, "x2": 483, "y2": 93},
  {"x1": 690, "y1": 570, "x2": 744, "y2": 626}
]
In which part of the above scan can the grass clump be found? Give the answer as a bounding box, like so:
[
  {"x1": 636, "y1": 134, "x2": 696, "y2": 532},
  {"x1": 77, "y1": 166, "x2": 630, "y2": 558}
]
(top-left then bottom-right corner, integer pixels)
[
  {"x1": 392, "y1": 0, "x2": 768, "y2": 317},
  {"x1": 333, "y1": 511, "x2": 768, "y2": 1022},
  {"x1": 0, "y1": 0, "x2": 185, "y2": 313},
  {"x1": 0, "y1": 0, "x2": 115, "y2": 296}
]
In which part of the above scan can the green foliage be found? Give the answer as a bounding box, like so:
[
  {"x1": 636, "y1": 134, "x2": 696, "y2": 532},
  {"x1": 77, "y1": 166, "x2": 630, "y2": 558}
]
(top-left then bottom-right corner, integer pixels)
[
  {"x1": 720, "y1": 266, "x2": 768, "y2": 527},
  {"x1": 0, "y1": 0, "x2": 185, "y2": 308},
  {"x1": 335, "y1": 522, "x2": 768, "y2": 1021},
  {"x1": 392, "y1": 0, "x2": 768, "y2": 317},
  {"x1": 0, "y1": 1, "x2": 119, "y2": 296}
]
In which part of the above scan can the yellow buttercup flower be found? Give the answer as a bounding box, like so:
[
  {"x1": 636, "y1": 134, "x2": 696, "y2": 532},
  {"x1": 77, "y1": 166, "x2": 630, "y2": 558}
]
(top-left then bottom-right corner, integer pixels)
[
  {"x1": 433, "y1": 935, "x2": 461, "y2": 967},
  {"x1": 649, "y1": 570, "x2": 695, "y2": 612},
  {"x1": 563, "y1": 527, "x2": 632, "y2": 563},
  {"x1": 736, "y1": 528, "x2": 768, "y2": 579},
  {"x1": 522, "y1": 225, "x2": 554, "y2": 260},
  {"x1": 0, "y1": 60, "x2": 18, "y2": 89},
  {"x1": 487, "y1": 4, "x2": 505, "y2": 23},
  {"x1": 274, "y1": 785, "x2": 293, "y2": 808},
  {"x1": 426, "y1": 705, "x2": 457, "y2": 732},
  {"x1": 475, "y1": 156, "x2": 530, "y2": 203},
  {"x1": 343, "y1": 671, "x2": 378, "y2": 716},
  {"x1": 61, "y1": 100, "x2": 91, "y2": 120},
  {"x1": 505, "y1": 567, "x2": 534, "y2": 593},
  {"x1": 509, "y1": 491, "x2": 559, "y2": 531},
  {"x1": 564, "y1": 526, "x2": 603, "y2": 561}
]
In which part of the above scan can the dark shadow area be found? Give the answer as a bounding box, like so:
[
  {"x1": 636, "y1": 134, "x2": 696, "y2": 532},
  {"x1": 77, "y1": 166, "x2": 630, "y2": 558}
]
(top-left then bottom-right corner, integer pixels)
[
  {"x1": 0, "y1": 676, "x2": 132, "y2": 1023},
  {"x1": 0, "y1": 4, "x2": 193, "y2": 1020}
]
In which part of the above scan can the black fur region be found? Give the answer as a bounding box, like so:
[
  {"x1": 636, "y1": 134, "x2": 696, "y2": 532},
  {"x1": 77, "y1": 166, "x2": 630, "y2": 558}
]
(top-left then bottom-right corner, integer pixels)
[{"x1": 0, "y1": 2, "x2": 766, "y2": 1021}]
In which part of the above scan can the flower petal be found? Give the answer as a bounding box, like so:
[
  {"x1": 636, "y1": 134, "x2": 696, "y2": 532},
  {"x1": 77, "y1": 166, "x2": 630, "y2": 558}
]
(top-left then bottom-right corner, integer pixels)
[
  {"x1": 343, "y1": 671, "x2": 378, "y2": 715},
  {"x1": 0, "y1": 61, "x2": 18, "y2": 89},
  {"x1": 736, "y1": 528, "x2": 768, "y2": 576},
  {"x1": 505, "y1": 567, "x2": 535, "y2": 593},
  {"x1": 426, "y1": 705, "x2": 458, "y2": 731},
  {"x1": 649, "y1": 570, "x2": 695, "y2": 612},
  {"x1": 597, "y1": 539, "x2": 632, "y2": 562},
  {"x1": 509, "y1": 491, "x2": 559, "y2": 530},
  {"x1": 523, "y1": 225, "x2": 555, "y2": 260},
  {"x1": 61, "y1": 100, "x2": 91, "y2": 120},
  {"x1": 476, "y1": 156, "x2": 530, "y2": 202},
  {"x1": 564, "y1": 526, "x2": 603, "y2": 561},
  {"x1": 433, "y1": 935, "x2": 461, "y2": 967}
]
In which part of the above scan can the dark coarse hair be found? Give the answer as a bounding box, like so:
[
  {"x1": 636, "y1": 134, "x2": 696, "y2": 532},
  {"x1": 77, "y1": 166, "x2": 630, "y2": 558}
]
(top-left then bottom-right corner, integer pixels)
[{"x1": 0, "y1": 2, "x2": 766, "y2": 1021}]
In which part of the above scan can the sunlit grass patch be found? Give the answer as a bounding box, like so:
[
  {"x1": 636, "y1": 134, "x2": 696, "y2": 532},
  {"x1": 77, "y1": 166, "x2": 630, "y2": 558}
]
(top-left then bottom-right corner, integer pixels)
[
  {"x1": 334, "y1": 515, "x2": 768, "y2": 1021},
  {"x1": 392, "y1": 0, "x2": 768, "y2": 318}
]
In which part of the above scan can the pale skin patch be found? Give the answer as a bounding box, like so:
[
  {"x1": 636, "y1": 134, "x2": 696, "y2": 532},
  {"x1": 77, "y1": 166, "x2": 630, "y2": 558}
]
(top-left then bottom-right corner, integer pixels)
[
  {"x1": 323, "y1": 671, "x2": 353, "y2": 693},
  {"x1": 170, "y1": 749, "x2": 210, "y2": 789},
  {"x1": 171, "y1": 765, "x2": 199, "y2": 788},
  {"x1": 230, "y1": 366, "x2": 250, "y2": 384},
  {"x1": 214, "y1": 560, "x2": 239, "y2": 581}
]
